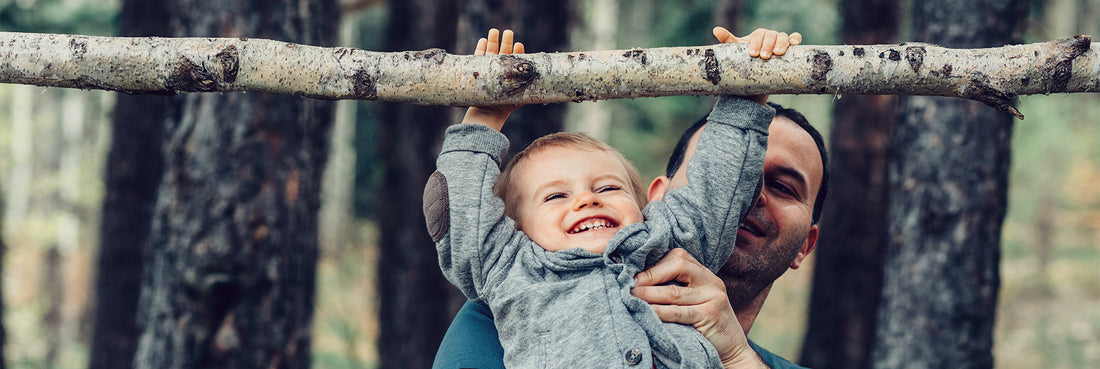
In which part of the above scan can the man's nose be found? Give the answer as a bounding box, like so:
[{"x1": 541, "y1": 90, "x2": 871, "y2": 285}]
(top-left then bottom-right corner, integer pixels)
[
  {"x1": 573, "y1": 192, "x2": 601, "y2": 210},
  {"x1": 753, "y1": 183, "x2": 768, "y2": 208}
]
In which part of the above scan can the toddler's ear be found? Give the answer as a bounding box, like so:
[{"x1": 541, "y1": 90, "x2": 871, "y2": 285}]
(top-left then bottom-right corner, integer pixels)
[{"x1": 647, "y1": 176, "x2": 671, "y2": 202}]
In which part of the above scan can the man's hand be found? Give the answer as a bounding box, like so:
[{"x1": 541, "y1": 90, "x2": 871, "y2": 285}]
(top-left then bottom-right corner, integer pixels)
[
  {"x1": 632, "y1": 249, "x2": 768, "y2": 369},
  {"x1": 712, "y1": 27, "x2": 802, "y2": 106},
  {"x1": 461, "y1": 28, "x2": 526, "y2": 131}
]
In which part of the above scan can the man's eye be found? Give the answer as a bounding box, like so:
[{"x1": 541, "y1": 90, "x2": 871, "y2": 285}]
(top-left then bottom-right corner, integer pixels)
[{"x1": 769, "y1": 180, "x2": 796, "y2": 197}]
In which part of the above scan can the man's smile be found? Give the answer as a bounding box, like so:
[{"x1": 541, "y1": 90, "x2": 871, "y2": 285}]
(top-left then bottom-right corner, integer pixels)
[{"x1": 738, "y1": 218, "x2": 765, "y2": 238}]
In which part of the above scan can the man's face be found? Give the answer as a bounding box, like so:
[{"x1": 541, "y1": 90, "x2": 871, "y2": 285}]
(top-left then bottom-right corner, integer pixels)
[
  {"x1": 511, "y1": 146, "x2": 644, "y2": 254},
  {"x1": 660, "y1": 117, "x2": 821, "y2": 307},
  {"x1": 720, "y1": 116, "x2": 821, "y2": 306}
]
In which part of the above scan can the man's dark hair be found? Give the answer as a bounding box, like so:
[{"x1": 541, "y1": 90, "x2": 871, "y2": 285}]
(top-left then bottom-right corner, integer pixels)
[{"x1": 664, "y1": 102, "x2": 830, "y2": 224}]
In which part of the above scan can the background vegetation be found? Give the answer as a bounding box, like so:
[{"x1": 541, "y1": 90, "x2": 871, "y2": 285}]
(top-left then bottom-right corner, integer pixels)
[{"x1": 0, "y1": 0, "x2": 1097, "y2": 367}]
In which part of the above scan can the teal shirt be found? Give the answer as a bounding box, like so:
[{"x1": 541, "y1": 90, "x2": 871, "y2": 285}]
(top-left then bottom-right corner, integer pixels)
[{"x1": 433, "y1": 300, "x2": 809, "y2": 369}]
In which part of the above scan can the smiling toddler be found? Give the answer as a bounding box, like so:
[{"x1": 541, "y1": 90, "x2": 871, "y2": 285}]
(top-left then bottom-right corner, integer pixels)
[{"x1": 423, "y1": 28, "x2": 784, "y2": 369}]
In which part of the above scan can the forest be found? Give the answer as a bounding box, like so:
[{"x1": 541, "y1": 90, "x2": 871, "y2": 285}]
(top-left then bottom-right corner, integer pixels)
[{"x1": 0, "y1": 0, "x2": 1098, "y2": 368}]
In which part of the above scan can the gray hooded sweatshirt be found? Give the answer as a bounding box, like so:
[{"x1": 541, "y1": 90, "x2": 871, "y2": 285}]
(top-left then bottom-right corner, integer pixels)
[{"x1": 423, "y1": 96, "x2": 773, "y2": 369}]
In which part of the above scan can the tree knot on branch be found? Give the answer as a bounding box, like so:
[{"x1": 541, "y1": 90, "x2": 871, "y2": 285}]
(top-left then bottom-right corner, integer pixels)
[
  {"x1": 351, "y1": 68, "x2": 376, "y2": 100},
  {"x1": 1042, "y1": 35, "x2": 1091, "y2": 93},
  {"x1": 811, "y1": 51, "x2": 833, "y2": 82},
  {"x1": 962, "y1": 73, "x2": 1023, "y2": 119},
  {"x1": 499, "y1": 55, "x2": 537, "y2": 96},
  {"x1": 905, "y1": 46, "x2": 925, "y2": 73},
  {"x1": 701, "y1": 49, "x2": 721, "y2": 85},
  {"x1": 69, "y1": 38, "x2": 88, "y2": 60},
  {"x1": 170, "y1": 55, "x2": 218, "y2": 92},
  {"x1": 215, "y1": 45, "x2": 239, "y2": 83}
]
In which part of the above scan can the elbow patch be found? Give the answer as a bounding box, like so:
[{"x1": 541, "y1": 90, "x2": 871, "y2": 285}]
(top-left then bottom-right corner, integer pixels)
[{"x1": 423, "y1": 171, "x2": 450, "y2": 243}]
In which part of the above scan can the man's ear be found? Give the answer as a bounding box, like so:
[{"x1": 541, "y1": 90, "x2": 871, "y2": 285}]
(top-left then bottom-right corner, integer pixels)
[
  {"x1": 648, "y1": 176, "x2": 670, "y2": 202},
  {"x1": 790, "y1": 224, "x2": 819, "y2": 269}
]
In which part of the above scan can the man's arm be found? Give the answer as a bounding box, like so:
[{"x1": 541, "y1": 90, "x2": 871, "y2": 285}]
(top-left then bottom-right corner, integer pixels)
[{"x1": 634, "y1": 248, "x2": 770, "y2": 369}]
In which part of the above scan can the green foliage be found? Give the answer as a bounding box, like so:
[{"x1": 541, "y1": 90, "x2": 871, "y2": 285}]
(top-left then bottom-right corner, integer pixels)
[
  {"x1": 0, "y1": 0, "x2": 117, "y2": 35},
  {"x1": 743, "y1": 0, "x2": 839, "y2": 44}
]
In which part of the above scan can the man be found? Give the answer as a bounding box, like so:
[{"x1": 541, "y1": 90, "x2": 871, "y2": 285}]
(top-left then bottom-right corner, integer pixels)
[{"x1": 433, "y1": 104, "x2": 829, "y2": 369}]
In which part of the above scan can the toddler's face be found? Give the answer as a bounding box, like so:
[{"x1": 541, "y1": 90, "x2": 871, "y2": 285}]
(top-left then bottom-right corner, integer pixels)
[{"x1": 509, "y1": 146, "x2": 643, "y2": 254}]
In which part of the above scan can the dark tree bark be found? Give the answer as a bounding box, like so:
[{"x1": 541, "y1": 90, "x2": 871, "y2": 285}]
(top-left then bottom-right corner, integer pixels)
[
  {"x1": 713, "y1": 0, "x2": 742, "y2": 30},
  {"x1": 133, "y1": 1, "x2": 338, "y2": 368},
  {"x1": 88, "y1": 1, "x2": 170, "y2": 368},
  {"x1": 799, "y1": 1, "x2": 897, "y2": 368},
  {"x1": 376, "y1": 1, "x2": 462, "y2": 368},
  {"x1": 871, "y1": 0, "x2": 1026, "y2": 368},
  {"x1": 376, "y1": 1, "x2": 570, "y2": 367}
]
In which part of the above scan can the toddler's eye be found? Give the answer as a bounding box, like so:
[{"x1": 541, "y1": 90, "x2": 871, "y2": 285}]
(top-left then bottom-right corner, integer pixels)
[
  {"x1": 543, "y1": 192, "x2": 566, "y2": 202},
  {"x1": 597, "y1": 185, "x2": 621, "y2": 193}
]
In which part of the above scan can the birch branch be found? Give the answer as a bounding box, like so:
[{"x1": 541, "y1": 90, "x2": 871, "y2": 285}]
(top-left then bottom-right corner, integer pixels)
[{"x1": 1, "y1": 31, "x2": 1097, "y2": 119}]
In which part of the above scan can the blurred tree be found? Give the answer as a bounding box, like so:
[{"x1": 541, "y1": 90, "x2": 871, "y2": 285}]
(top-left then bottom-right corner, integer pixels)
[
  {"x1": 714, "y1": 0, "x2": 742, "y2": 29},
  {"x1": 375, "y1": 1, "x2": 461, "y2": 368},
  {"x1": 132, "y1": 1, "x2": 338, "y2": 368},
  {"x1": 800, "y1": 0, "x2": 897, "y2": 368},
  {"x1": 88, "y1": 1, "x2": 170, "y2": 368},
  {"x1": 872, "y1": 0, "x2": 1026, "y2": 367},
  {"x1": 566, "y1": 0, "x2": 615, "y2": 140},
  {"x1": 0, "y1": 188, "x2": 5, "y2": 369},
  {"x1": 376, "y1": 0, "x2": 571, "y2": 367}
]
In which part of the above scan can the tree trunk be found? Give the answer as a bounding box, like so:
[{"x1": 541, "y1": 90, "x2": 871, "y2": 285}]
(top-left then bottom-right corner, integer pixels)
[
  {"x1": 376, "y1": 1, "x2": 461, "y2": 368},
  {"x1": 800, "y1": 0, "x2": 897, "y2": 368},
  {"x1": 43, "y1": 246, "x2": 63, "y2": 368},
  {"x1": 713, "y1": 0, "x2": 742, "y2": 30},
  {"x1": 871, "y1": 1, "x2": 1026, "y2": 367},
  {"x1": 88, "y1": 1, "x2": 170, "y2": 368},
  {"x1": 0, "y1": 187, "x2": 5, "y2": 369},
  {"x1": 133, "y1": 1, "x2": 338, "y2": 368}
]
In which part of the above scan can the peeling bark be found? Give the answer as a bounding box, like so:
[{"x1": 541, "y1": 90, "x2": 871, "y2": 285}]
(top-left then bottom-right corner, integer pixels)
[{"x1": 2, "y1": 32, "x2": 1097, "y2": 118}]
